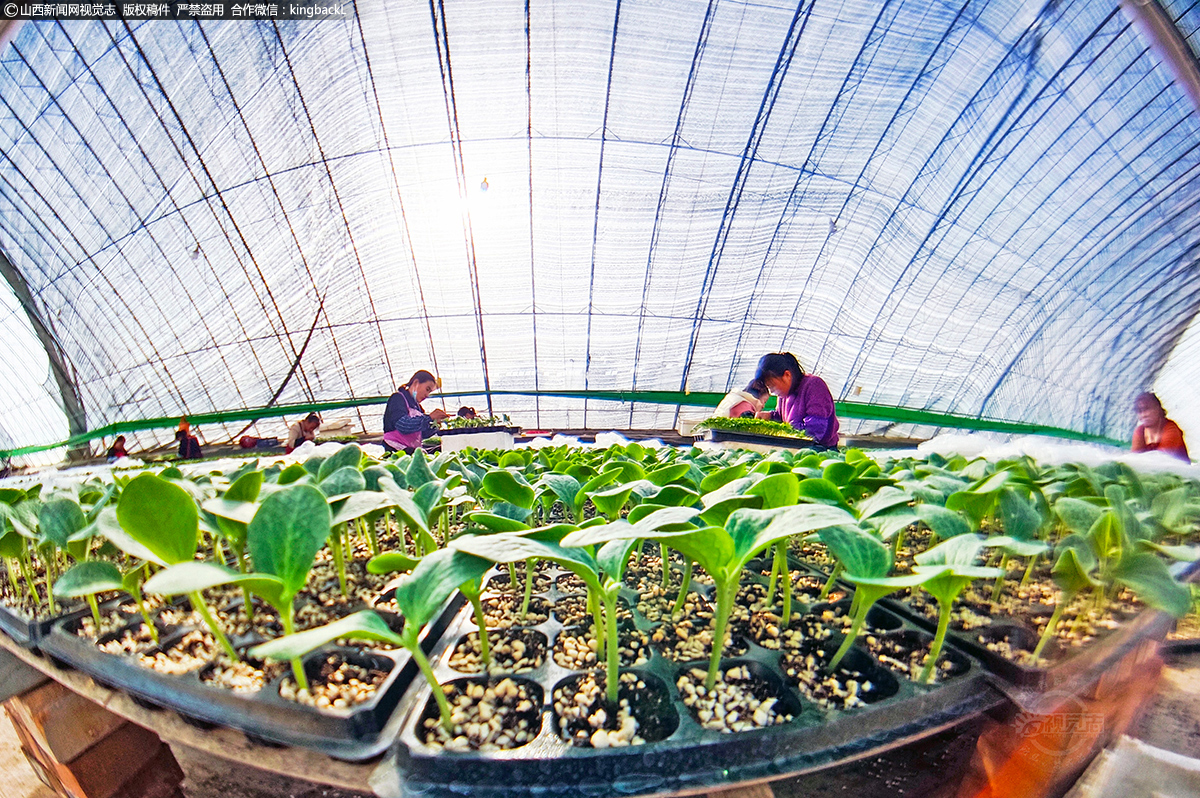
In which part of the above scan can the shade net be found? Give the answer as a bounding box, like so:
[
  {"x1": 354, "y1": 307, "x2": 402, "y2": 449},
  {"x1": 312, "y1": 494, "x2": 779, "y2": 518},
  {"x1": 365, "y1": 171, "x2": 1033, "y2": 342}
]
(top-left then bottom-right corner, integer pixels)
[{"x1": 0, "y1": 0, "x2": 1198, "y2": 462}]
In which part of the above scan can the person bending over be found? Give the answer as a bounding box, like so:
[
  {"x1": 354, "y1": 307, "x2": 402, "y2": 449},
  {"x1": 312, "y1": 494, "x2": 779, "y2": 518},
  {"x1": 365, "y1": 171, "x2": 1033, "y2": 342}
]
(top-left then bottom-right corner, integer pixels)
[
  {"x1": 287, "y1": 413, "x2": 321, "y2": 453},
  {"x1": 106, "y1": 435, "x2": 128, "y2": 461},
  {"x1": 713, "y1": 380, "x2": 769, "y2": 419},
  {"x1": 175, "y1": 418, "x2": 202, "y2": 460},
  {"x1": 383, "y1": 370, "x2": 448, "y2": 453},
  {"x1": 753, "y1": 352, "x2": 839, "y2": 448},
  {"x1": 1131, "y1": 392, "x2": 1189, "y2": 462}
]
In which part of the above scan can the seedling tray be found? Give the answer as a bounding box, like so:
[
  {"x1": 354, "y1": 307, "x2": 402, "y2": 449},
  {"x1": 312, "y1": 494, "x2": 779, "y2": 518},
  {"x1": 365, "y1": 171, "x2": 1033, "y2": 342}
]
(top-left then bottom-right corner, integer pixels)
[
  {"x1": 695, "y1": 428, "x2": 816, "y2": 452},
  {"x1": 439, "y1": 426, "x2": 521, "y2": 436},
  {"x1": 0, "y1": 598, "x2": 107, "y2": 651},
  {"x1": 879, "y1": 559, "x2": 1200, "y2": 691},
  {"x1": 39, "y1": 591, "x2": 466, "y2": 761},
  {"x1": 438, "y1": 427, "x2": 521, "y2": 454},
  {"x1": 389, "y1": 563, "x2": 1002, "y2": 798}
]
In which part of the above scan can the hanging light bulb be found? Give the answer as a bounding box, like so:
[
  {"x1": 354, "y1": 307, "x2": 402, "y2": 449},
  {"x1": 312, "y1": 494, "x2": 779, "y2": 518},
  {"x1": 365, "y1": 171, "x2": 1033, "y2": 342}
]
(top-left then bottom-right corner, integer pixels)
[
  {"x1": 480, "y1": 177, "x2": 489, "y2": 192},
  {"x1": 190, "y1": 242, "x2": 201, "y2": 260}
]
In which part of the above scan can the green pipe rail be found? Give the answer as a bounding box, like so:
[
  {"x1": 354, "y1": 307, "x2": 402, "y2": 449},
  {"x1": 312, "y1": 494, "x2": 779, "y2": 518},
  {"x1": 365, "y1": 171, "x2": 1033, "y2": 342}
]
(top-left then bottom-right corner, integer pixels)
[{"x1": 0, "y1": 389, "x2": 1128, "y2": 458}]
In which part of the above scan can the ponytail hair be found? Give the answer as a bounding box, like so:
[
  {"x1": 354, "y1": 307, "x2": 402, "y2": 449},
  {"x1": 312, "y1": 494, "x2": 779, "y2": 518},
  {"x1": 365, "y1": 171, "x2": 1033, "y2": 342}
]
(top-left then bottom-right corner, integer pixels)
[
  {"x1": 404, "y1": 370, "x2": 439, "y2": 390},
  {"x1": 753, "y1": 352, "x2": 805, "y2": 394}
]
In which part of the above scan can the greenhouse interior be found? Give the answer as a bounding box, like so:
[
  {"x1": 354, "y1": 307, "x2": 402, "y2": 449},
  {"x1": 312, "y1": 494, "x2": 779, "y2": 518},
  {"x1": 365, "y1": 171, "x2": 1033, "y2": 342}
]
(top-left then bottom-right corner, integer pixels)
[{"x1": 1, "y1": 1, "x2": 1200, "y2": 797}]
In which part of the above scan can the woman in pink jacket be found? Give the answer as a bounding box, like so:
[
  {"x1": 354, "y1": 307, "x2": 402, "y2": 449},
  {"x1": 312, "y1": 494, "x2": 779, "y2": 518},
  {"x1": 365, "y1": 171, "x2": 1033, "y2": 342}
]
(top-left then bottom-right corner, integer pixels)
[{"x1": 754, "y1": 352, "x2": 839, "y2": 448}]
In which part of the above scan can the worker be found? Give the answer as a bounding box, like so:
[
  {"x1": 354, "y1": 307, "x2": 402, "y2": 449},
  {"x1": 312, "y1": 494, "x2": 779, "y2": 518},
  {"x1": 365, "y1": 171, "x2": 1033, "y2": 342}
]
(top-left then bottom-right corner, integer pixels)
[
  {"x1": 713, "y1": 380, "x2": 768, "y2": 419},
  {"x1": 106, "y1": 435, "x2": 129, "y2": 461},
  {"x1": 1131, "y1": 392, "x2": 1189, "y2": 462},
  {"x1": 382, "y1": 370, "x2": 448, "y2": 453},
  {"x1": 175, "y1": 418, "x2": 203, "y2": 460},
  {"x1": 754, "y1": 352, "x2": 840, "y2": 448},
  {"x1": 286, "y1": 413, "x2": 321, "y2": 453}
]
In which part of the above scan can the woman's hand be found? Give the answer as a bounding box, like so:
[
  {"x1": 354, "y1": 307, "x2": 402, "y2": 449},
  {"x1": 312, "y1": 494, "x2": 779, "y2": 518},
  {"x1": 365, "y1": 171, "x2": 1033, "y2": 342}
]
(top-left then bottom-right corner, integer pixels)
[
  {"x1": 429, "y1": 408, "x2": 449, "y2": 421},
  {"x1": 755, "y1": 410, "x2": 772, "y2": 420}
]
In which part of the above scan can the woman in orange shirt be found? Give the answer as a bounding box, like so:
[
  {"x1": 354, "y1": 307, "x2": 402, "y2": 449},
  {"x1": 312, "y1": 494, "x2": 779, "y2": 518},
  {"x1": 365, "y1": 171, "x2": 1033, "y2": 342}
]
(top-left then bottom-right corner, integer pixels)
[{"x1": 1131, "y1": 392, "x2": 1189, "y2": 462}]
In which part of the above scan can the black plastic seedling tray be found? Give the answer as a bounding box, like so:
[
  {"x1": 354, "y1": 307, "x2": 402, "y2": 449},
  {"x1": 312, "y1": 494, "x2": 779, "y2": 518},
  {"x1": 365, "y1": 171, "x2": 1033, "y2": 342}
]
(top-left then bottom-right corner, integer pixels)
[
  {"x1": 40, "y1": 592, "x2": 466, "y2": 761},
  {"x1": 694, "y1": 428, "x2": 815, "y2": 451},
  {"x1": 0, "y1": 597, "x2": 109, "y2": 651},
  {"x1": 389, "y1": 563, "x2": 1003, "y2": 798},
  {"x1": 879, "y1": 559, "x2": 1200, "y2": 691}
]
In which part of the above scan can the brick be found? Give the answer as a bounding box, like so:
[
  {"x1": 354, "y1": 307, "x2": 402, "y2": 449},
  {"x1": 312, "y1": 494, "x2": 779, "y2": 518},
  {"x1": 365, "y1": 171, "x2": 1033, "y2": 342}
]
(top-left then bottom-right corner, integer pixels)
[
  {"x1": 15, "y1": 680, "x2": 128, "y2": 763},
  {"x1": 112, "y1": 745, "x2": 185, "y2": 798}
]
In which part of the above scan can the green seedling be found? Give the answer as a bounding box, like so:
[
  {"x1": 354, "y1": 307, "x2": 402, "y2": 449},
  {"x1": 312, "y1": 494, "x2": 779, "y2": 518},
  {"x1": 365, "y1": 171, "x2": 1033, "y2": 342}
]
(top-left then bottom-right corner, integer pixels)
[
  {"x1": 563, "y1": 503, "x2": 853, "y2": 692},
  {"x1": 53, "y1": 560, "x2": 159, "y2": 643},
  {"x1": 1031, "y1": 546, "x2": 1098, "y2": 660},
  {"x1": 203, "y1": 469, "x2": 264, "y2": 621},
  {"x1": 254, "y1": 548, "x2": 492, "y2": 732},
  {"x1": 116, "y1": 473, "x2": 240, "y2": 661},
  {"x1": 744, "y1": 474, "x2": 801, "y2": 620},
  {"x1": 455, "y1": 526, "x2": 634, "y2": 703},
  {"x1": 145, "y1": 484, "x2": 333, "y2": 687},
  {"x1": 912, "y1": 534, "x2": 1003, "y2": 683},
  {"x1": 315, "y1": 445, "x2": 368, "y2": 596},
  {"x1": 472, "y1": 469, "x2": 543, "y2": 619},
  {"x1": 37, "y1": 497, "x2": 90, "y2": 614},
  {"x1": 819, "y1": 525, "x2": 930, "y2": 671}
]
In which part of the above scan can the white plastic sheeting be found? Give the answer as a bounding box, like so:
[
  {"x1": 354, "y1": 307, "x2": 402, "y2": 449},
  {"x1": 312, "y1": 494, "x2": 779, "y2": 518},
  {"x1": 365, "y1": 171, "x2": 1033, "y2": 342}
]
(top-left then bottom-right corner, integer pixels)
[{"x1": 0, "y1": 0, "x2": 1199, "y2": 458}]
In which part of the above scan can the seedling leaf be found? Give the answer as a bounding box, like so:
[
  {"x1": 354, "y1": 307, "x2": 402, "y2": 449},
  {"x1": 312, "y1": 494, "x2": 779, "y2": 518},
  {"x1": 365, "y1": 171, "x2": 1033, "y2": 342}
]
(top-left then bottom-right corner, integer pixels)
[{"x1": 116, "y1": 473, "x2": 198, "y2": 564}]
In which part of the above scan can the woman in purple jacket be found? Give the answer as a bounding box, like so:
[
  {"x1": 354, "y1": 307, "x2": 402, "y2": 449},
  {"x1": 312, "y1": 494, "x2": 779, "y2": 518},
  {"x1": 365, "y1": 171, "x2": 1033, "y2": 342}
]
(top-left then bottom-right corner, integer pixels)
[{"x1": 754, "y1": 352, "x2": 839, "y2": 448}]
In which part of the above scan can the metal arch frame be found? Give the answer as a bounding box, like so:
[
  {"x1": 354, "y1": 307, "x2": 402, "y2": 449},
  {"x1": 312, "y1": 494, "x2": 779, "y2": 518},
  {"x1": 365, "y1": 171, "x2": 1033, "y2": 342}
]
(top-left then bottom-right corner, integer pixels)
[
  {"x1": 984, "y1": 241, "x2": 1200, "y2": 433},
  {"x1": 1029, "y1": 255, "x2": 1200, "y2": 436},
  {"x1": 674, "y1": 0, "x2": 814, "y2": 426},
  {"x1": 961, "y1": 0, "x2": 1200, "y2": 428},
  {"x1": 267, "y1": 20, "x2": 381, "y2": 432},
  {"x1": 428, "y1": 0, "x2": 494, "y2": 417},
  {"x1": 791, "y1": 3, "x2": 976, "y2": 371},
  {"x1": 979, "y1": 149, "x2": 1200, "y2": 416},
  {"x1": 51, "y1": 20, "x2": 276, "y2": 429},
  {"x1": 582, "y1": 0, "x2": 623, "y2": 430},
  {"x1": 966, "y1": 106, "x2": 1200, "y2": 407},
  {"x1": 20, "y1": 23, "x2": 263, "y2": 423},
  {"x1": 802, "y1": 4, "x2": 1041, "y2": 381},
  {"x1": 351, "y1": 7, "x2": 442, "y2": 391},
  {"x1": 884, "y1": 12, "x2": 1144, "y2": 406},
  {"x1": 525, "y1": 0, "x2": 541, "y2": 428},
  {"x1": 828, "y1": 0, "x2": 1064, "y2": 398},
  {"x1": 941, "y1": 66, "x2": 1182, "y2": 411},
  {"x1": 726, "y1": 0, "x2": 914, "y2": 386},
  {"x1": 760, "y1": 0, "x2": 969, "y2": 371},
  {"x1": 107, "y1": 21, "x2": 319, "y2": 412},
  {"x1": 0, "y1": 31, "x2": 201, "y2": 418},
  {"x1": 627, "y1": 0, "x2": 717, "y2": 428},
  {"x1": 0, "y1": 247, "x2": 86, "y2": 447}
]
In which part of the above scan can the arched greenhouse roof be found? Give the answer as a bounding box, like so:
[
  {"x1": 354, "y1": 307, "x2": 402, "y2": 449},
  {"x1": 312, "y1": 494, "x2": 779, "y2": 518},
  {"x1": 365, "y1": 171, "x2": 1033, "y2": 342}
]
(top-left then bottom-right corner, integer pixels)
[{"x1": 1, "y1": 0, "x2": 1200, "y2": 460}]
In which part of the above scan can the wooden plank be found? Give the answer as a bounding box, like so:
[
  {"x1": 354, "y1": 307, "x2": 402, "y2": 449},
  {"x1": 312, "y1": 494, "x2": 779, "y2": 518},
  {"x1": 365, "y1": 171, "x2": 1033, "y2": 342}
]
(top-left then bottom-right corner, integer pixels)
[
  {"x1": 707, "y1": 785, "x2": 775, "y2": 798},
  {"x1": 0, "y1": 632, "x2": 375, "y2": 792}
]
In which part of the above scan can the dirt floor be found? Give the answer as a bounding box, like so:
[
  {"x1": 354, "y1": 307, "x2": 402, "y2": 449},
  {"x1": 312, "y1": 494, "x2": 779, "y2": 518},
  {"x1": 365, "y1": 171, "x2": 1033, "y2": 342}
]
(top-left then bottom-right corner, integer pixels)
[
  {"x1": 0, "y1": 708, "x2": 55, "y2": 798},
  {"x1": 170, "y1": 745, "x2": 372, "y2": 798},
  {"x1": 1129, "y1": 648, "x2": 1200, "y2": 759}
]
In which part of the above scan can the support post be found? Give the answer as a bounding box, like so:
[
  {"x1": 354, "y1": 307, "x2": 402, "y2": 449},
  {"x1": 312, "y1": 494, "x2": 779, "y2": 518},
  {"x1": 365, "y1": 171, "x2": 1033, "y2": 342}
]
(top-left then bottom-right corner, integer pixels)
[{"x1": 0, "y1": 248, "x2": 87, "y2": 460}]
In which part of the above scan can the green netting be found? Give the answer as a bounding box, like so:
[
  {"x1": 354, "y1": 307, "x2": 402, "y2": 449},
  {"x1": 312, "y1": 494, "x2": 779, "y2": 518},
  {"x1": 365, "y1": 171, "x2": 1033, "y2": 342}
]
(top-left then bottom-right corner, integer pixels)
[{"x1": 0, "y1": 391, "x2": 1125, "y2": 459}]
